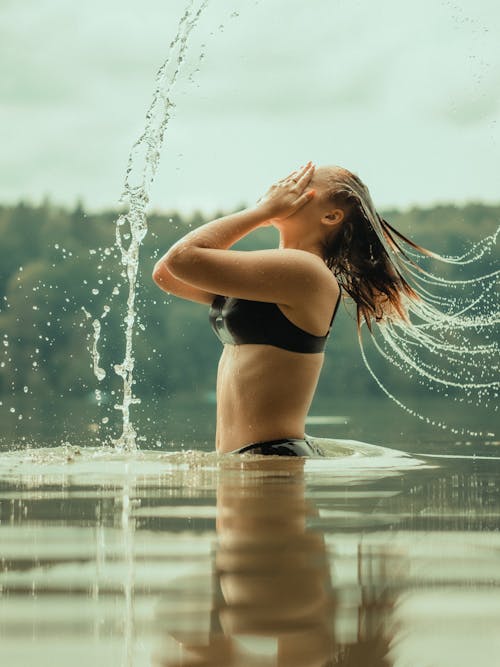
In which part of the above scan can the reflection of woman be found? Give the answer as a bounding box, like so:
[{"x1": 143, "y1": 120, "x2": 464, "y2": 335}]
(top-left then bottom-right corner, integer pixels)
[
  {"x1": 155, "y1": 458, "x2": 337, "y2": 666},
  {"x1": 154, "y1": 459, "x2": 396, "y2": 667},
  {"x1": 153, "y1": 162, "x2": 494, "y2": 453},
  {"x1": 212, "y1": 459, "x2": 336, "y2": 665}
]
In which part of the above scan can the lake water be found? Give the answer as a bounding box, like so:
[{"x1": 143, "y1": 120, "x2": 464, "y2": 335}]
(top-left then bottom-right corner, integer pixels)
[
  {"x1": 1, "y1": 439, "x2": 499, "y2": 666},
  {"x1": 1, "y1": 0, "x2": 498, "y2": 663}
]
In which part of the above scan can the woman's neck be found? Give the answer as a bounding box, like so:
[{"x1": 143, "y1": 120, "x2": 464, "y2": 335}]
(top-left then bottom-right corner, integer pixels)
[{"x1": 278, "y1": 230, "x2": 325, "y2": 259}]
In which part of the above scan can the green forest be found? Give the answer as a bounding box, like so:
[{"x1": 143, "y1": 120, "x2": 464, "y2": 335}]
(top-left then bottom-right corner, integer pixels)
[{"x1": 0, "y1": 199, "x2": 498, "y2": 413}]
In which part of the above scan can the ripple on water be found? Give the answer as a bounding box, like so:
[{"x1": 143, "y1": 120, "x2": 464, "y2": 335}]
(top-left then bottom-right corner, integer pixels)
[{"x1": 0, "y1": 438, "x2": 435, "y2": 488}]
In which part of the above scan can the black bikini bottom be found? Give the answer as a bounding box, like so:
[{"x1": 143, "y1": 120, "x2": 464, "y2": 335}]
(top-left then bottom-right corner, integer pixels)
[{"x1": 231, "y1": 435, "x2": 325, "y2": 457}]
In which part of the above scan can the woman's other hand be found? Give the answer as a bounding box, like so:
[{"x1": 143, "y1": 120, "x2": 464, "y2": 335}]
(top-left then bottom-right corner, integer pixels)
[{"x1": 256, "y1": 162, "x2": 316, "y2": 224}]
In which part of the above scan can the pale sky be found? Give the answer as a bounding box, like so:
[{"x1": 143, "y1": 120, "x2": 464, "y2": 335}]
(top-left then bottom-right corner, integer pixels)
[{"x1": 1, "y1": 0, "x2": 499, "y2": 216}]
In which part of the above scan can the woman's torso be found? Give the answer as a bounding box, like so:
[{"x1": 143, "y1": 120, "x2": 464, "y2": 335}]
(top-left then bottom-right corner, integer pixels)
[{"x1": 210, "y1": 277, "x2": 341, "y2": 453}]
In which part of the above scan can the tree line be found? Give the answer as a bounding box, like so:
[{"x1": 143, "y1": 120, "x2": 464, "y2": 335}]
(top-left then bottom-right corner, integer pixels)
[{"x1": 0, "y1": 199, "x2": 497, "y2": 407}]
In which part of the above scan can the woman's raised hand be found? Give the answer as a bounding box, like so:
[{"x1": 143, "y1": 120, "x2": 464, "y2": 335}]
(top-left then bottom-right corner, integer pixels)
[{"x1": 256, "y1": 162, "x2": 316, "y2": 223}]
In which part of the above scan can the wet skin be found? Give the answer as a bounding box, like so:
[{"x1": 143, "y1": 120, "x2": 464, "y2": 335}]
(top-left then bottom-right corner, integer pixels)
[
  {"x1": 153, "y1": 164, "x2": 343, "y2": 454},
  {"x1": 215, "y1": 331, "x2": 328, "y2": 453}
]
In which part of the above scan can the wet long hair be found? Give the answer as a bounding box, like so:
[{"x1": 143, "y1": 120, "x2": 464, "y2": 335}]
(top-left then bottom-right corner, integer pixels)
[
  {"x1": 318, "y1": 167, "x2": 499, "y2": 438},
  {"x1": 320, "y1": 168, "x2": 433, "y2": 332}
]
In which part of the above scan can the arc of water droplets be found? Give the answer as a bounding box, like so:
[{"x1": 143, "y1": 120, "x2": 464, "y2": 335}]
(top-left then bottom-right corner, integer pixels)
[
  {"x1": 335, "y1": 171, "x2": 499, "y2": 439},
  {"x1": 406, "y1": 226, "x2": 499, "y2": 266},
  {"x1": 111, "y1": 0, "x2": 209, "y2": 451},
  {"x1": 82, "y1": 307, "x2": 106, "y2": 384}
]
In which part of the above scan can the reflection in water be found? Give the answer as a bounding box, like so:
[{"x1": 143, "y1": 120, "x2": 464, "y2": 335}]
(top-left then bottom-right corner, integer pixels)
[
  {"x1": 0, "y1": 448, "x2": 500, "y2": 666},
  {"x1": 155, "y1": 458, "x2": 395, "y2": 666}
]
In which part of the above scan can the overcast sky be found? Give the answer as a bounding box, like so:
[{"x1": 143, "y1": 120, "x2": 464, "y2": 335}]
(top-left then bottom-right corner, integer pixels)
[{"x1": 1, "y1": 0, "x2": 499, "y2": 215}]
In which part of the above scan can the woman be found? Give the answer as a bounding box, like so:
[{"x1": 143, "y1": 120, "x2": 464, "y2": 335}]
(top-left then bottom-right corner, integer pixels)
[{"x1": 152, "y1": 161, "x2": 421, "y2": 456}]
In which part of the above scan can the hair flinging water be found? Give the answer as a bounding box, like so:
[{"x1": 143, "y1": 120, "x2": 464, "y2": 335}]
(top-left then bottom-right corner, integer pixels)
[{"x1": 322, "y1": 169, "x2": 499, "y2": 438}]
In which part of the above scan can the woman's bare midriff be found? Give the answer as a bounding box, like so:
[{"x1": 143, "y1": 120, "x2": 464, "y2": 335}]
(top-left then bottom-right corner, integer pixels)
[{"x1": 215, "y1": 342, "x2": 325, "y2": 454}]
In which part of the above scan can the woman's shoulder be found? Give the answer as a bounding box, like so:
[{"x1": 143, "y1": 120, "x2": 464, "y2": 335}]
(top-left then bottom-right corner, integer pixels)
[
  {"x1": 282, "y1": 255, "x2": 340, "y2": 335},
  {"x1": 284, "y1": 249, "x2": 339, "y2": 289},
  {"x1": 286, "y1": 251, "x2": 341, "y2": 313}
]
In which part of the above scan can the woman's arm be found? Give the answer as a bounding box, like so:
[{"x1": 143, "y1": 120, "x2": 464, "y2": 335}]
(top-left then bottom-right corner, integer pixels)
[
  {"x1": 153, "y1": 163, "x2": 317, "y2": 305},
  {"x1": 151, "y1": 264, "x2": 216, "y2": 305},
  {"x1": 152, "y1": 207, "x2": 271, "y2": 304}
]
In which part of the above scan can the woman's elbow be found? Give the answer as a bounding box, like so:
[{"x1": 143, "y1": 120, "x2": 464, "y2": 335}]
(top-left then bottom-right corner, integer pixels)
[
  {"x1": 152, "y1": 261, "x2": 162, "y2": 283},
  {"x1": 160, "y1": 247, "x2": 195, "y2": 277},
  {"x1": 152, "y1": 259, "x2": 171, "y2": 287},
  {"x1": 152, "y1": 246, "x2": 194, "y2": 285},
  {"x1": 152, "y1": 253, "x2": 183, "y2": 287}
]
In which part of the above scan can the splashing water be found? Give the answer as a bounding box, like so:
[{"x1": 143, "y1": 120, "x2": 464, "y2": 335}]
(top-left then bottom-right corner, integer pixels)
[
  {"x1": 108, "y1": 1, "x2": 210, "y2": 452},
  {"x1": 82, "y1": 307, "x2": 106, "y2": 383},
  {"x1": 91, "y1": 320, "x2": 106, "y2": 383}
]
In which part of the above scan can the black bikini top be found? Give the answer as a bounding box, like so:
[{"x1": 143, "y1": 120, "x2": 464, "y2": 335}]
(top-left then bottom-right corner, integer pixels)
[{"x1": 209, "y1": 290, "x2": 341, "y2": 354}]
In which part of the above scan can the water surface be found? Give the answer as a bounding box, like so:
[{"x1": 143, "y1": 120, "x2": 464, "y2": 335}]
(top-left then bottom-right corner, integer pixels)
[{"x1": 1, "y1": 440, "x2": 499, "y2": 666}]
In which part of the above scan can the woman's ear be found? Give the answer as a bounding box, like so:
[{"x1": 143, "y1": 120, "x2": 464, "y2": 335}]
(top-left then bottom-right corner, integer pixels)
[{"x1": 322, "y1": 208, "x2": 344, "y2": 226}]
